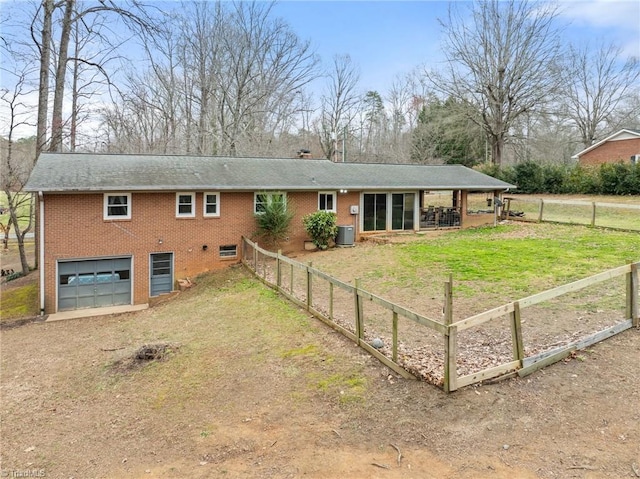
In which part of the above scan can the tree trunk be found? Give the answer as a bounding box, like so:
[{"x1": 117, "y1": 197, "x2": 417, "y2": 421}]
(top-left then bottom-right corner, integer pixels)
[
  {"x1": 49, "y1": 0, "x2": 74, "y2": 152},
  {"x1": 5, "y1": 191, "x2": 32, "y2": 275},
  {"x1": 70, "y1": 21, "x2": 80, "y2": 151},
  {"x1": 491, "y1": 135, "x2": 504, "y2": 167},
  {"x1": 2, "y1": 216, "x2": 12, "y2": 250},
  {"x1": 36, "y1": 0, "x2": 54, "y2": 158}
]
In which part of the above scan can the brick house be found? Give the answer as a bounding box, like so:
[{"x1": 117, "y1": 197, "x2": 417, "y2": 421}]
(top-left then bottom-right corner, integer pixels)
[
  {"x1": 572, "y1": 129, "x2": 640, "y2": 166},
  {"x1": 25, "y1": 153, "x2": 513, "y2": 316}
]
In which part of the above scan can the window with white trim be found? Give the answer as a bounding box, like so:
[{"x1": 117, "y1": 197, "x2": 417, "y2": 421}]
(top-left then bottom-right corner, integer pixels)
[
  {"x1": 104, "y1": 193, "x2": 131, "y2": 220},
  {"x1": 318, "y1": 191, "x2": 336, "y2": 212},
  {"x1": 219, "y1": 244, "x2": 237, "y2": 258},
  {"x1": 254, "y1": 192, "x2": 286, "y2": 214},
  {"x1": 176, "y1": 192, "x2": 195, "y2": 217},
  {"x1": 203, "y1": 192, "x2": 220, "y2": 217}
]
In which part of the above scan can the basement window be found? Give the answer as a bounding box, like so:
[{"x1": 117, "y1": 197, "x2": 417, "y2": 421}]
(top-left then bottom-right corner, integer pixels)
[
  {"x1": 104, "y1": 193, "x2": 131, "y2": 220},
  {"x1": 219, "y1": 245, "x2": 237, "y2": 258}
]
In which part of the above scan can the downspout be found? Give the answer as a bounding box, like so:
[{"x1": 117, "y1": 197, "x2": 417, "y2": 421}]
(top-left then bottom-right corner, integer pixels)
[{"x1": 38, "y1": 191, "x2": 45, "y2": 316}]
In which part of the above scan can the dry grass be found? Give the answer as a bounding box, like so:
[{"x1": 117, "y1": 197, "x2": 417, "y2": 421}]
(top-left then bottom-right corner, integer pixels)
[{"x1": 1, "y1": 263, "x2": 639, "y2": 478}]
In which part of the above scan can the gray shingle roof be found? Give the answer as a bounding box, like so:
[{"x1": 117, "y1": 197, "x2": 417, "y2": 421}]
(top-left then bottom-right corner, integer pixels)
[{"x1": 25, "y1": 153, "x2": 515, "y2": 192}]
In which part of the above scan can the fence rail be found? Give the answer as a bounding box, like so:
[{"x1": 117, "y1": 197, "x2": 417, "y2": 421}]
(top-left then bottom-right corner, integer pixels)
[
  {"x1": 449, "y1": 262, "x2": 638, "y2": 391},
  {"x1": 241, "y1": 236, "x2": 639, "y2": 392},
  {"x1": 504, "y1": 197, "x2": 640, "y2": 231}
]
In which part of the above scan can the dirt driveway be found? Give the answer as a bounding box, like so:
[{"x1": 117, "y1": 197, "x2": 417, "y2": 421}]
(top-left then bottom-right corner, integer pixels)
[{"x1": 1, "y1": 266, "x2": 639, "y2": 479}]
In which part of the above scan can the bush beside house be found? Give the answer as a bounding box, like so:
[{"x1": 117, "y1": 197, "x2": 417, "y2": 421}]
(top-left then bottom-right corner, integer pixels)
[{"x1": 302, "y1": 211, "x2": 338, "y2": 250}]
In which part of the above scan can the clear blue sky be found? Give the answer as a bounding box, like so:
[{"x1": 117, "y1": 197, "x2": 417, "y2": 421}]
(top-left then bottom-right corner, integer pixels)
[
  {"x1": 271, "y1": 0, "x2": 640, "y2": 94},
  {"x1": 273, "y1": 1, "x2": 449, "y2": 92}
]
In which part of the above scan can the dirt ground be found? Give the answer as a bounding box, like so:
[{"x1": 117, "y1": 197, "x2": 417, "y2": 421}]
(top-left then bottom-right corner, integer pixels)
[{"x1": 1, "y1": 236, "x2": 639, "y2": 479}]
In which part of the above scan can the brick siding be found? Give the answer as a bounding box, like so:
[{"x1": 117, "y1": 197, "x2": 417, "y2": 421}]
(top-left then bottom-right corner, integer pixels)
[
  {"x1": 41, "y1": 189, "x2": 494, "y2": 313},
  {"x1": 579, "y1": 138, "x2": 640, "y2": 166},
  {"x1": 41, "y1": 190, "x2": 360, "y2": 313}
]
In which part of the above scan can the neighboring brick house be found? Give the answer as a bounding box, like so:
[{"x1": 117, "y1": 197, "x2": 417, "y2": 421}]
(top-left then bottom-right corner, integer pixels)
[
  {"x1": 572, "y1": 129, "x2": 640, "y2": 167},
  {"x1": 25, "y1": 153, "x2": 514, "y2": 316}
]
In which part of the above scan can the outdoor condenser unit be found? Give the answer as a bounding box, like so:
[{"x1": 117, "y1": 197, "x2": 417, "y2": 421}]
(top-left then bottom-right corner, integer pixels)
[{"x1": 336, "y1": 225, "x2": 355, "y2": 247}]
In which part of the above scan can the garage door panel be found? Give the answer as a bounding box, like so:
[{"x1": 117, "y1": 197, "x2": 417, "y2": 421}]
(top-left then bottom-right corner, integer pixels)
[
  {"x1": 113, "y1": 258, "x2": 130, "y2": 269},
  {"x1": 77, "y1": 261, "x2": 98, "y2": 274},
  {"x1": 113, "y1": 281, "x2": 131, "y2": 294},
  {"x1": 58, "y1": 262, "x2": 77, "y2": 275},
  {"x1": 112, "y1": 292, "x2": 131, "y2": 305},
  {"x1": 58, "y1": 297, "x2": 77, "y2": 310},
  {"x1": 57, "y1": 258, "x2": 131, "y2": 312},
  {"x1": 77, "y1": 295, "x2": 97, "y2": 309}
]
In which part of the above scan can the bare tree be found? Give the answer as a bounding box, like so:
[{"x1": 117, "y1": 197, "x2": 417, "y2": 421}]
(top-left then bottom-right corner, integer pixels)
[
  {"x1": 33, "y1": 0, "x2": 54, "y2": 158},
  {"x1": 384, "y1": 75, "x2": 417, "y2": 163},
  {"x1": 426, "y1": 0, "x2": 563, "y2": 166},
  {"x1": 318, "y1": 54, "x2": 360, "y2": 162},
  {"x1": 561, "y1": 41, "x2": 640, "y2": 148},
  {"x1": 217, "y1": 1, "x2": 319, "y2": 156},
  {"x1": 1, "y1": 62, "x2": 37, "y2": 273},
  {"x1": 102, "y1": 1, "x2": 319, "y2": 157},
  {"x1": 39, "y1": 0, "x2": 159, "y2": 153},
  {"x1": 68, "y1": 11, "x2": 126, "y2": 151}
]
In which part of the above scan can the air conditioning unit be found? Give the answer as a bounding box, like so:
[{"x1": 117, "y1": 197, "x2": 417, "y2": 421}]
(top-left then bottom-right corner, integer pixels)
[
  {"x1": 631, "y1": 154, "x2": 640, "y2": 165},
  {"x1": 336, "y1": 225, "x2": 355, "y2": 247}
]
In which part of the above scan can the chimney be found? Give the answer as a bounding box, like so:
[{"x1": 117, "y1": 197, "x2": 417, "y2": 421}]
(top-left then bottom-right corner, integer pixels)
[{"x1": 297, "y1": 149, "x2": 312, "y2": 159}]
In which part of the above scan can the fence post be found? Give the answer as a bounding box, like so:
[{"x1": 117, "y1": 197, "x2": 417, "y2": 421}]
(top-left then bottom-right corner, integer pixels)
[
  {"x1": 290, "y1": 263, "x2": 294, "y2": 294},
  {"x1": 354, "y1": 278, "x2": 364, "y2": 345},
  {"x1": 627, "y1": 262, "x2": 639, "y2": 327},
  {"x1": 306, "y1": 262, "x2": 313, "y2": 310},
  {"x1": 253, "y1": 242, "x2": 258, "y2": 271},
  {"x1": 443, "y1": 274, "x2": 457, "y2": 392},
  {"x1": 276, "y1": 249, "x2": 282, "y2": 288},
  {"x1": 329, "y1": 282, "x2": 334, "y2": 321},
  {"x1": 537, "y1": 199, "x2": 544, "y2": 223},
  {"x1": 510, "y1": 301, "x2": 524, "y2": 363},
  {"x1": 591, "y1": 202, "x2": 596, "y2": 227},
  {"x1": 392, "y1": 311, "x2": 398, "y2": 363}
]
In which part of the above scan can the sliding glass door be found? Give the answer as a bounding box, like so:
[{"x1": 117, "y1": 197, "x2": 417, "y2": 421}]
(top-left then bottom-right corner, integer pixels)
[
  {"x1": 391, "y1": 193, "x2": 415, "y2": 230},
  {"x1": 363, "y1": 192, "x2": 416, "y2": 232},
  {"x1": 363, "y1": 193, "x2": 387, "y2": 231}
]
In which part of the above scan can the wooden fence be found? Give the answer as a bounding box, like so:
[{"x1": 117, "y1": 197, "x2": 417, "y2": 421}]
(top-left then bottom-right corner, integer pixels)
[
  {"x1": 450, "y1": 262, "x2": 638, "y2": 391},
  {"x1": 504, "y1": 197, "x2": 640, "y2": 231},
  {"x1": 242, "y1": 236, "x2": 639, "y2": 392}
]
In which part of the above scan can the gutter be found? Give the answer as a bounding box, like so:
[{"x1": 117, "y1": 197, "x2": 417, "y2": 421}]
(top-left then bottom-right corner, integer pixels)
[{"x1": 38, "y1": 191, "x2": 45, "y2": 316}]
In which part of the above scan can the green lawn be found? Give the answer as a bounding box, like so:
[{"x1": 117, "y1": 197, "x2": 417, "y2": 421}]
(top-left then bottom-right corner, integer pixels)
[
  {"x1": 397, "y1": 224, "x2": 640, "y2": 297},
  {"x1": 302, "y1": 222, "x2": 640, "y2": 317},
  {"x1": 0, "y1": 282, "x2": 38, "y2": 321}
]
